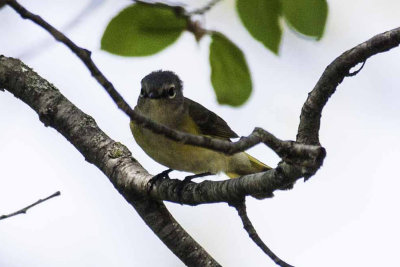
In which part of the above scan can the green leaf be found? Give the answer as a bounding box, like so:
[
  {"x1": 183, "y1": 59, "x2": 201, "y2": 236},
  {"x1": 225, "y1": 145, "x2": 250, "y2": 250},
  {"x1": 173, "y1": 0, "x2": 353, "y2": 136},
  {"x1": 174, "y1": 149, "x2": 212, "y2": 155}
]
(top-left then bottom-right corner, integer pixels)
[
  {"x1": 209, "y1": 32, "x2": 252, "y2": 107},
  {"x1": 281, "y1": 0, "x2": 328, "y2": 39},
  {"x1": 236, "y1": 0, "x2": 282, "y2": 54},
  {"x1": 101, "y1": 3, "x2": 187, "y2": 56}
]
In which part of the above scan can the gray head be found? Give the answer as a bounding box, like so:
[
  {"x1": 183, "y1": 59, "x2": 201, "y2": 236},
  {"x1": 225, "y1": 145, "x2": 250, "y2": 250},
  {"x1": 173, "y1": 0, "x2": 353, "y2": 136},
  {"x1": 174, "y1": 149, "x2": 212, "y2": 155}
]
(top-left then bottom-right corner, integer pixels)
[
  {"x1": 136, "y1": 70, "x2": 186, "y2": 123},
  {"x1": 139, "y1": 70, "x2": 183, "y2": 100}
]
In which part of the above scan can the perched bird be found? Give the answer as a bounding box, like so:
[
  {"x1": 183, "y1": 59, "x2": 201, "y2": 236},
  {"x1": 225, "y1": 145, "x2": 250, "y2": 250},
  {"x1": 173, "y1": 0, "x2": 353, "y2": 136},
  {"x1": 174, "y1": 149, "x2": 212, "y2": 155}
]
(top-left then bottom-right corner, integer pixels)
[{"x1": 130, "y1": 70, "x2": 270, "y2": 179}]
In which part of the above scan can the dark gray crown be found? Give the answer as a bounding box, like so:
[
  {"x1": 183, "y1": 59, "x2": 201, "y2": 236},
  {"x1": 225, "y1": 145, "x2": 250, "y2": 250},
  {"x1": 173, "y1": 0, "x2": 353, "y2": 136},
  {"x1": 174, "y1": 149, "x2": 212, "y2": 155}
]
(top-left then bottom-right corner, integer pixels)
[{"x1": 141, "y1": 70, "x2": 183, "y2": 91}]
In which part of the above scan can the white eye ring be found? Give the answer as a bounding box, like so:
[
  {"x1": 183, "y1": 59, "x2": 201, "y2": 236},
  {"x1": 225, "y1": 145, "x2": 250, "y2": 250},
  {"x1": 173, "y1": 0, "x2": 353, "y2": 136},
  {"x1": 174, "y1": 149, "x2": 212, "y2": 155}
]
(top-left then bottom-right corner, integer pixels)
[{"x1": 168, "y1": 87, "x2": 176, "y2": 99}]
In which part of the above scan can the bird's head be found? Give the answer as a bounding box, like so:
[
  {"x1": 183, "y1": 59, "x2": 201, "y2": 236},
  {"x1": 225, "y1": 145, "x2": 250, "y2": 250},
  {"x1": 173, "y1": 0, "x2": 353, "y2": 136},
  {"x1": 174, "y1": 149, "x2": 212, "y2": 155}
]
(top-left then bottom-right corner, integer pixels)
[
  {"x1": 136, "y1": 70, "x2": 185, "y2": 120},
  {"x1": 139, "y1": 70, "x2": 183, "y2": 101}
]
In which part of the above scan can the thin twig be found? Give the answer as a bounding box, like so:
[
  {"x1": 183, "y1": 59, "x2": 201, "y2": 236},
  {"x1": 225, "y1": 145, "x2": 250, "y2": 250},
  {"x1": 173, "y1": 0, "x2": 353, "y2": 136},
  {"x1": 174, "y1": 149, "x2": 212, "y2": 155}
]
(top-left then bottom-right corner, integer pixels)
[
  {"x1": 231, "y1": 200, "x2": 294, "y2": 267},
  {"x1": 0, "y1": 191, "x2": 61, "y2": 221},
  {"x1": 188, "y1": 0, "x2": 222, "y2": 15},
  {"x1": 133, "y1": 0, "x2": 186, "y2": 9},
  {"x1": 4, "y1": 0, "x2": 324, "y2": 170}
]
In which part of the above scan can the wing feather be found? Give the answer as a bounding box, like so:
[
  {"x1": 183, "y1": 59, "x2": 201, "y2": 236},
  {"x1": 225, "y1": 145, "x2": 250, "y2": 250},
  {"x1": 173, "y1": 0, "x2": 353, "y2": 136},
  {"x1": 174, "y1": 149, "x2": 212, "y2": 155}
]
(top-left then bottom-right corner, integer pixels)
[{"x1": 186, "y1": 98, "x2": 238, "y2": 139}]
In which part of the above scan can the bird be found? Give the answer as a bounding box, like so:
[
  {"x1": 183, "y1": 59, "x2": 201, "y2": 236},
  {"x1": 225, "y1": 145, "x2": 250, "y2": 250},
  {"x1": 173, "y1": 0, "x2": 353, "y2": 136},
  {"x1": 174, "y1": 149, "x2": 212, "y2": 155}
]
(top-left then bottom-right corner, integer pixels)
[{"x1": 130, "y1": 70, "x2": 271, "y2": 181}]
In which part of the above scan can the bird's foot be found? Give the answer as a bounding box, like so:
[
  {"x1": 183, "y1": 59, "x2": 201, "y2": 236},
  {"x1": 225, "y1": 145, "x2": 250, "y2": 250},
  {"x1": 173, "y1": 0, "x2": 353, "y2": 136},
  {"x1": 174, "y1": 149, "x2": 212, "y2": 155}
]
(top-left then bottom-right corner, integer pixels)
[
  {"x1": 177, "y1": 172, "x2": 212, "y2": 201},
  {"x1": 147, "y1": 169, "x2": 173, "y2": 193}
]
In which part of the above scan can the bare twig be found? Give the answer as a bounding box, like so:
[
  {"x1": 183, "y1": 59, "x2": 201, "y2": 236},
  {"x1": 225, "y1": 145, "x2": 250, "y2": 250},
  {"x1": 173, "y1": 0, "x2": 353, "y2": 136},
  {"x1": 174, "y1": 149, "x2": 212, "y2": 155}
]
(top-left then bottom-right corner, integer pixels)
[
  {"x1": 188, "y1": 0, "x2": 222, "y2": 15},
  {"x1": 17, "y1": 0, "x2": 104, "y2": 59},
  {"x1": 0, "y1": 191, "x2": 60, "y2": 221},
  {"x1": 3, "y1": 0, "x2": 324, "y2": 171},
  {"x1": 133, "y1": 0, "x2": 222, "y2": 16},
  {"x1": 133, "y1": 0, "x2": 185, "y2": 9},
  {"x1": 231, "y1": 200, "x2": 294, "y2": 267}
]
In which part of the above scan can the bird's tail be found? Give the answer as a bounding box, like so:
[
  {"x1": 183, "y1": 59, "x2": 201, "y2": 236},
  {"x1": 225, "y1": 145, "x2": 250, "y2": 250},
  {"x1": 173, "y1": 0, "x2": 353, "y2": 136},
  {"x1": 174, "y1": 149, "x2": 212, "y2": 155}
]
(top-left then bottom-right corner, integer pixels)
[{"x1": 226, "y1": 153, "x2": 271, "y2": 178}]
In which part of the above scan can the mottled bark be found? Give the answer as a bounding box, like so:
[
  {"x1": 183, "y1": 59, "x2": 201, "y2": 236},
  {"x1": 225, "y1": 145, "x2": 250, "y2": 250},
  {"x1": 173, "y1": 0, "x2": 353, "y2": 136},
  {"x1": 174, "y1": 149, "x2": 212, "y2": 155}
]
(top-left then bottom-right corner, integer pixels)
[{"x1": 0, "y1": 56, "x2": 220, "y2": 267}]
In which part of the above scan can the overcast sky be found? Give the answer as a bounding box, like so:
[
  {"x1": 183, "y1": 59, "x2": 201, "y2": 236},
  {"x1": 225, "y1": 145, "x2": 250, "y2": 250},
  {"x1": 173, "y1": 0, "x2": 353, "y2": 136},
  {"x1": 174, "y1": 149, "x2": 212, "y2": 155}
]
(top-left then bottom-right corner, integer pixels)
[{"x1": 1, "y1": 0, "x2": 400, "y2": 266}]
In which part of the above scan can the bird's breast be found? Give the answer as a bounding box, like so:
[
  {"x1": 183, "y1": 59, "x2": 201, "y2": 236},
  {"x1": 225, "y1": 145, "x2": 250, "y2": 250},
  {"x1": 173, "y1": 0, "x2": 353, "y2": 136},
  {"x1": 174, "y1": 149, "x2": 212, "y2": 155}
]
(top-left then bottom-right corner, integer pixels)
[{"x1": 130, "y1": 117, "x2": 229, "y2": 174}]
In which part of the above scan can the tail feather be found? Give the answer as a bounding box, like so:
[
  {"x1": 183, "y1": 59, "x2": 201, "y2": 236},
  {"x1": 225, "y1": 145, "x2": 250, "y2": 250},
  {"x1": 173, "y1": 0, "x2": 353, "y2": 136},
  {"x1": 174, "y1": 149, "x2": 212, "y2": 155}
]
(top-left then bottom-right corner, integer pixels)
[
  {"x1": 246, "y1": 153, "x2": 271, "y2": 172},
  {"x1": 226, "y1": 153, "x2": 271, "y2": 178}
]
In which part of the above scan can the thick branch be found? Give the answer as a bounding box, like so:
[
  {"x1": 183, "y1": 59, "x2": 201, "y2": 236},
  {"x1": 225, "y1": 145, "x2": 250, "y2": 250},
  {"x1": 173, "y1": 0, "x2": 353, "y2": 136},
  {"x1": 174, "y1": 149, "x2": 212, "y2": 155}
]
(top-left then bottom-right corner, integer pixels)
[
  {"x1": 149, "y1": 163, "x2": 302, "y2": 204},
  {"x1": 3, "y1": 0, "x2": 324, "y2": 170},
  {"x1": 0, "y1": 56, "x2": 220, "y2": 267},
  {"x1": 0, "y1": 191, "x2": 61, "y2": 221},
  {"x1": 297, "y1": 27, "x2": 400, "y2": 145}
]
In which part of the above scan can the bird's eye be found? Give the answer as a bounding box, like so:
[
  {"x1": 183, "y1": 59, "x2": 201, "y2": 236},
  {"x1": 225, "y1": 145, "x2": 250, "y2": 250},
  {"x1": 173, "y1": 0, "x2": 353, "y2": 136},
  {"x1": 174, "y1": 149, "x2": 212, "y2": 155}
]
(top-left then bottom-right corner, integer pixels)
[
  {"x1": 168, "y1": 86, "x2": 176, "y2": 99},
  {"x1": 140, "y1": 88, "x2": 145, "y2": 97}
]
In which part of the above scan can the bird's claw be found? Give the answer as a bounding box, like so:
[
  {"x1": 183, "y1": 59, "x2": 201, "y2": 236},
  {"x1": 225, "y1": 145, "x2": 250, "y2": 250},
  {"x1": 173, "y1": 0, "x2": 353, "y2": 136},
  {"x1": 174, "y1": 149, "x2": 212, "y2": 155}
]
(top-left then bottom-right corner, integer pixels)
[{"x1": 147, "y1": 169, "x2": 172, "y2": 193}]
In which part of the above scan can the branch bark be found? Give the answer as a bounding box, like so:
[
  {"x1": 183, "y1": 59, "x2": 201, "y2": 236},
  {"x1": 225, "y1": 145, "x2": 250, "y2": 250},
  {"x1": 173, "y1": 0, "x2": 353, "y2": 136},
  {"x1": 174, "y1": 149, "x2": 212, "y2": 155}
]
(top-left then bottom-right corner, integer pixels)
[{"x1": 0, "y1": 56, "x2": 220, "y2": 267}]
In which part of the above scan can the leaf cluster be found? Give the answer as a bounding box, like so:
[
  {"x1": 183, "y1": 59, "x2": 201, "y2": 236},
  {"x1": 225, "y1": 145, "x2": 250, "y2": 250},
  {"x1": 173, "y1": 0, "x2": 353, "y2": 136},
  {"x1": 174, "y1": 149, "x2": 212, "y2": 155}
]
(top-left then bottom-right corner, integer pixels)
[{"x1": 101, "y1": 1, "x2": 328, "y2": 106}]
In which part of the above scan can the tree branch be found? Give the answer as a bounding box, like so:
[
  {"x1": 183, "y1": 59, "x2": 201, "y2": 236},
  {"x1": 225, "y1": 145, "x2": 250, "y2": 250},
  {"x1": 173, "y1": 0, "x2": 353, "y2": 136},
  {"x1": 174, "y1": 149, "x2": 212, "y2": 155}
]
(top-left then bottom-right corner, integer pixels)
[
  {"x1": 188, "y1": 0, "x2": 222, "y2": 15},
  {"x1": 231, "y1": 200, "x2": 294, "y2": 267},
  {"x1": 3, "y1": 0, "x2": 325, "y2": 171},
  {"x1": 150, "y1": 163, "x2": 302, "y2": 204},
  {"x1": 297, "y1": 27, "x2": 400, "y2": 145},
  {"x1": 0, "y1": 191, "x2": 61, "y2": 221},
  {"x1": 0, "y1": 56, "x2": 220, "y2": 267}
]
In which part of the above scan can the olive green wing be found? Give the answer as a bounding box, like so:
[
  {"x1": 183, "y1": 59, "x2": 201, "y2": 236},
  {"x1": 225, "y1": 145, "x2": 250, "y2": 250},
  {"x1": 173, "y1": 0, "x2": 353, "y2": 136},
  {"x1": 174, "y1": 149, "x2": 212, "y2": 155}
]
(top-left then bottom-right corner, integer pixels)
[{"x1": 186, "y1": 97, "x2": 239, "y2": 139}]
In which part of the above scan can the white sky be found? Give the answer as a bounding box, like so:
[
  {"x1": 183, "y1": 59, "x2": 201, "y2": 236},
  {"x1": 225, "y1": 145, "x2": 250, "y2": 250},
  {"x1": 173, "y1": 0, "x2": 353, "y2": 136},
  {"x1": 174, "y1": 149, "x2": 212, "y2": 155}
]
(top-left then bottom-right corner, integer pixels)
[{"x1": 1, "y1": 0, "x2": 400, "y2": 266}]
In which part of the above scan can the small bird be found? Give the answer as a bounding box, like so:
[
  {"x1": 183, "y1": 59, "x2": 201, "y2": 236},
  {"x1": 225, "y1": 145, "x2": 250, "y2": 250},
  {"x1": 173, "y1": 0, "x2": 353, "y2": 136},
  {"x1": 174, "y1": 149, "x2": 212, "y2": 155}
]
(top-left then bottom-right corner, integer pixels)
[{"x1": 130, "y1": 70, "x2": 271, "y2": 179}]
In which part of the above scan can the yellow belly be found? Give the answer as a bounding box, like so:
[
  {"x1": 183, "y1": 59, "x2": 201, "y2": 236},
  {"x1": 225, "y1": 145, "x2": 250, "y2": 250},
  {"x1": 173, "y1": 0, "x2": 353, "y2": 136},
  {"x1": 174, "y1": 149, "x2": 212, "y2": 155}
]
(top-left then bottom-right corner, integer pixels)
[{"x1": 131, "y1": 121, "x2": 229, "y2": 174}]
